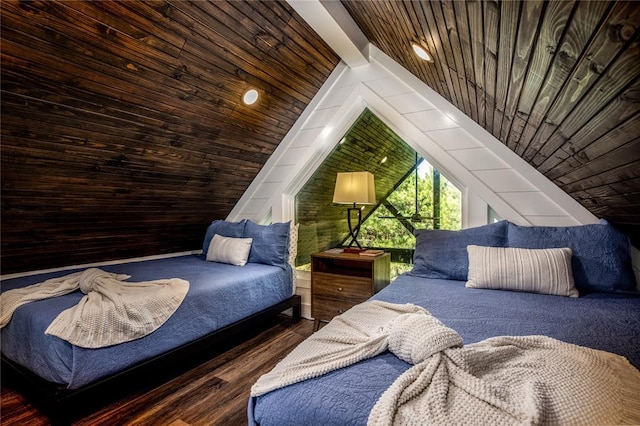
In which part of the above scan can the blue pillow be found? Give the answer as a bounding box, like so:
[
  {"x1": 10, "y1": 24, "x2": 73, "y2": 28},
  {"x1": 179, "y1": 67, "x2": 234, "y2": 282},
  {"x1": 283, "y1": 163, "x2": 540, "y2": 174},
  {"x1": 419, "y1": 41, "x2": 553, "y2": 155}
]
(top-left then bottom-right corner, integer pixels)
[
  {"x1": 507, "y1": 220, "x2": 637, "y2": 293},
  {"x1": 410, "y1": 221, "x2": 508, "y2": 281},
  {"x1": 202, "y1": 220, "x2": 246, "y2": 258},
  {"x1": 244, "y1": 220, "x2": 291, "y2": 269}
]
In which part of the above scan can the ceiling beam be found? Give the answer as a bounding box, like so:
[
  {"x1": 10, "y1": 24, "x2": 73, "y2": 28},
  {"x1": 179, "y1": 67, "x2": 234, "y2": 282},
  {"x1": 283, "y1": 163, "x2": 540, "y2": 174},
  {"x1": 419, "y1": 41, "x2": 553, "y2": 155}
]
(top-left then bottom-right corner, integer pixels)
[{"x1": 287, "y1": 0, "x2": 369, "y2": 68}]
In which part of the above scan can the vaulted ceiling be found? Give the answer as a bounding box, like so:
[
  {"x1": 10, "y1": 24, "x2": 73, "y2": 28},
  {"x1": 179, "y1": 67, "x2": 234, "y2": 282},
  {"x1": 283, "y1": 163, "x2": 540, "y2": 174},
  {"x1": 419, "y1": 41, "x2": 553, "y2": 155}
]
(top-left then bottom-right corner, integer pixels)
[{"x1": 1, "y1": 0, "x2": 638, "y2": 275}]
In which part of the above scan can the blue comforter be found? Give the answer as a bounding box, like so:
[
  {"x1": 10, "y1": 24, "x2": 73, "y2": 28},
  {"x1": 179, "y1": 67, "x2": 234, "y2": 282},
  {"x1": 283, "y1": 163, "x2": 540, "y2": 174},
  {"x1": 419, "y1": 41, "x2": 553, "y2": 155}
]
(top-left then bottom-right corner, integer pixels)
[
  {"x1": 1, "y1": 255, "x2": 293, "y2": 389},
  {"x1": 250, "y1": 273, "x2": 640, "y2": 426}
]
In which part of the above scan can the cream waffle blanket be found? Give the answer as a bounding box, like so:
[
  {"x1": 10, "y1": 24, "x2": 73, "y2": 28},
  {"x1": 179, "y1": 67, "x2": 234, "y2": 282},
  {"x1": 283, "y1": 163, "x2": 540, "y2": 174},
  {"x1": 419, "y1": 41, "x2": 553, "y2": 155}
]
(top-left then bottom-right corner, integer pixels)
[
  {"x1": 1, "y1": 268, "x2": 189, "y2": 348},
  {"x1": 251, "y1": 300, "x2": 640, "y2": 425}
]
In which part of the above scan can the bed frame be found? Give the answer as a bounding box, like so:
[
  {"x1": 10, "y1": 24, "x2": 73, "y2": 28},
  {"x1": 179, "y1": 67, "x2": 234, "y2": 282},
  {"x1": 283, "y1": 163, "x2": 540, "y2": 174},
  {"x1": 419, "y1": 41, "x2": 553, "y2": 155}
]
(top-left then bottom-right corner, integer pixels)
[{"x1": 1, "y1": 294, "x2": 301, "y2": 425}]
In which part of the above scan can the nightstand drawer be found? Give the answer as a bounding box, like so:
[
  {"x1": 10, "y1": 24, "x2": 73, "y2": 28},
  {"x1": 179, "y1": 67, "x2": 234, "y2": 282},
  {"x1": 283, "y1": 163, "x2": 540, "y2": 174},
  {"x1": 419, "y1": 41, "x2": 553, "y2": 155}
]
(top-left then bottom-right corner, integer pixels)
[
  {"x1": 312, "y1": 272, "x2": 371, "y2": 299},
  {"x1": 310, "y1": 251, "x2": 390, "y2": 330},
  {"x1": 312, "y1": 296, "x2": 363, "y2": 318}
]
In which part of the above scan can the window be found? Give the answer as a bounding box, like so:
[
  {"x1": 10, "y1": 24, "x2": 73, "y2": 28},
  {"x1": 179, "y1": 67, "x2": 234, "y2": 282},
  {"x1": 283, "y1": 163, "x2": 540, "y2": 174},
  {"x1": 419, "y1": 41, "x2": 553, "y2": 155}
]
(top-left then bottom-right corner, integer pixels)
[
  {"x1": 357, "y1": 158, "x2": 461, "y2": 277},
  {"x1": 293, "y1": 109, "x2": 461, "y2": 279},
  {"x1": 359, "y1": 158, "x2": 461, "y2": 247}
]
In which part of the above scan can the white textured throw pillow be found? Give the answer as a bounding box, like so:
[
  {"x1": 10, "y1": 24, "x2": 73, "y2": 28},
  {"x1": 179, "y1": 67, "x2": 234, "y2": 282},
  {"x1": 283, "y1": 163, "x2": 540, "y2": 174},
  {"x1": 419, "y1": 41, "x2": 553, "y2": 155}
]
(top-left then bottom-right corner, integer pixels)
[
  {"x1": 289, "y1": 222, "x2": 299, "y2": 268},
  {"x1": 466, "y1": 245, "x2": 578, "y2": 297},
  {"x1": 206, "y1": 234, "x2": 253, "y2": 266}
]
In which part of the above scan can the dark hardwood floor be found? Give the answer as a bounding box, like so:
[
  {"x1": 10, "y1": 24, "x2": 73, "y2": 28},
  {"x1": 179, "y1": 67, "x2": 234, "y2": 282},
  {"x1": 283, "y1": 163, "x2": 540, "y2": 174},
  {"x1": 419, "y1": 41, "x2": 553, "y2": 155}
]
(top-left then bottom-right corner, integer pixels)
[{"x1": 1, "y1": 316, "x2": 314, "y2": 426}]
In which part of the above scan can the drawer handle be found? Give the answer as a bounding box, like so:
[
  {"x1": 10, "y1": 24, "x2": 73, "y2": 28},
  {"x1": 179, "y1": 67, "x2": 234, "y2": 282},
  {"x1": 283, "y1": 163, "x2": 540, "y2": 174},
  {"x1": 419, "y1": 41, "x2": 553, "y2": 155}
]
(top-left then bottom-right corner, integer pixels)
[{"x1": 337, "y1": 287, "x2": 343, "y2": 292}]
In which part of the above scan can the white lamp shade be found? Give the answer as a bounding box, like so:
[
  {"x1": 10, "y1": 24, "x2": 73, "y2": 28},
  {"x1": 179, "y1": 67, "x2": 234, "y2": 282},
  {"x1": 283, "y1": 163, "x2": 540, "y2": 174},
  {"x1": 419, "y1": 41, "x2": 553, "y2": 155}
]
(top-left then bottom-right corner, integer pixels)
[{"x1": 333, "y1": 172, "x2": 376, "y2": 205}]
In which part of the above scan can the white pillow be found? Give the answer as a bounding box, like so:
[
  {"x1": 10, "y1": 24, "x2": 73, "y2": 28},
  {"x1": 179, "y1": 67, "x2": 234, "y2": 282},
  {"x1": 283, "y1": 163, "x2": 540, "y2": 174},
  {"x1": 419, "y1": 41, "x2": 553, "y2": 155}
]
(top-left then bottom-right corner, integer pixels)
[
  {"x1": 206, "y1": 234, "x2": 253, "y2": 266},
  {"x1": 466, "y1": 245, "x2": 578, "y2": 297}
]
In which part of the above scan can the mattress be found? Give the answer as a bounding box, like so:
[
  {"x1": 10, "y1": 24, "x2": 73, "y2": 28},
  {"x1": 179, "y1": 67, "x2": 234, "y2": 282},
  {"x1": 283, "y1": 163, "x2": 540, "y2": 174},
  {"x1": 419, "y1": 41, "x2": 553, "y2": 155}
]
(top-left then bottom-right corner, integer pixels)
[
  {"x1": 249, "y1": 273, "x2": 640, "y2": 425},
  {"x1": 1, "y1": 254, "x2": 293, "y2": 389}
]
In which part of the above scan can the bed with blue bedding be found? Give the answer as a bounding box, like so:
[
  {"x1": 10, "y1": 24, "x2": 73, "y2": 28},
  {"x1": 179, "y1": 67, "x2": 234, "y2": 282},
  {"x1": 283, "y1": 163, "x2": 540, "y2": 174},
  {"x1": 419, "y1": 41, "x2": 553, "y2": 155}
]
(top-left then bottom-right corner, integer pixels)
[
  {"x1": 1, "y1": 219, "x2": 301, "y2": 423},
  {"x1": 249, "y1": 220, "x2": 640, "y2": 425}
]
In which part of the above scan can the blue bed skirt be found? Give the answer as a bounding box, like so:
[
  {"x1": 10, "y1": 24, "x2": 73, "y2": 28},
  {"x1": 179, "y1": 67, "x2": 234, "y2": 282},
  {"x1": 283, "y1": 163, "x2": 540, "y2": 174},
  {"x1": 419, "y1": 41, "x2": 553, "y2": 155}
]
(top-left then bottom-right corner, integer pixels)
[
  {"x1": 250, "y1": 273, "x2": 640, "y2": 426},
  {"x1": 1, "y1": 255, "x2": 293, "y2": 389}
]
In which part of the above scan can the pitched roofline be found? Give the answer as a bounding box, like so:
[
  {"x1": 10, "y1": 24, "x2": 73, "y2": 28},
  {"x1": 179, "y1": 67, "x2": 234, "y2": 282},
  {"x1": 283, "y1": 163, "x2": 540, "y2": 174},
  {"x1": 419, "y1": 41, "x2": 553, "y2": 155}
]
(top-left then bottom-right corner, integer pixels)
[{"x1": 228, "y1": 47, "x2": 599, "y2": 230}]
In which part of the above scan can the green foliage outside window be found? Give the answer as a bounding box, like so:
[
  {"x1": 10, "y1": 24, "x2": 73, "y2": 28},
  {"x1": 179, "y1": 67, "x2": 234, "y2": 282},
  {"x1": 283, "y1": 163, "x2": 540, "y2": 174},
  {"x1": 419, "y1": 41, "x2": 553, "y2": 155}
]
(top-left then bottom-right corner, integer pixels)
[{"x1": 358, "y1": 162, "x2": 461, "y2": 249}]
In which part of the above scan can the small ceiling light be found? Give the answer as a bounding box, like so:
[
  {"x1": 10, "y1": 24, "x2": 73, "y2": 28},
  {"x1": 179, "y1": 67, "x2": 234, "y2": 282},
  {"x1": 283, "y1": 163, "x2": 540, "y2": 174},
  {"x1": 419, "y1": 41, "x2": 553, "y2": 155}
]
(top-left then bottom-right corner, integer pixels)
[
  {"x1": 380, "y1": 156, "x2": 388, "y2": 164},
  {"x1": 243, "y1": 89, "x2": 259, "y2": 105},
  {"x1": 411, "y1": 43, "x2": 433, "y2": 62}
]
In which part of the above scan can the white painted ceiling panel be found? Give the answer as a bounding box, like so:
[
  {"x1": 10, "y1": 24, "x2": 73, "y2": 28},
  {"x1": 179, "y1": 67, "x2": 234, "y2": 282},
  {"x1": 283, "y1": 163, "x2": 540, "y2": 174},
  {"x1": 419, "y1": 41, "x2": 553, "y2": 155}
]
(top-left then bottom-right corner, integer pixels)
[
  {"x1": 385, "y1": 91, "x2": 436, "y2": 114},
  {"x1": 451, "y1": 147, "x2": 511, "y2": 171},
  {"x1": 290, "y1": 128, "x2": 323, "y2": 148},
  {"x1": 404, "y1": 109, "x2": 458, "y2": 132},
  {"x1": 256, "y1": 182, "x2": 282, "y2": 197},
  {"x1": 363, "y1": 77, "x2": 413, "y2": 98},
  {"x1": 304, "y1": 106, "x2": 342, "y2": 129},
  {"x1": 277, "y1": 147, "x2": 308, "y2": 166},
  {"x1": 473, "y1": 169, "x2": 539, "y2": 193},
  {"x1": 524, "y1": 216, "x2": 580, "y2": 227},
  {"x1": 264, "y1": 164, "x2": 296, "y2": 184},
  {"x1": 319, "y1": 82, "x2": 358, "y2": 109},
  {"x1": 331, "y1": 68, "x2": 362, "y2": 90},
  {"x1": 239, "y1": 198, "x2": 268, "y2": 218},
  {"x1": 428, "y1": 128, "x2": 483, "y2": 151},
  {"x1": 501, "y1": 192, "x2": 568, "y2": 217}
]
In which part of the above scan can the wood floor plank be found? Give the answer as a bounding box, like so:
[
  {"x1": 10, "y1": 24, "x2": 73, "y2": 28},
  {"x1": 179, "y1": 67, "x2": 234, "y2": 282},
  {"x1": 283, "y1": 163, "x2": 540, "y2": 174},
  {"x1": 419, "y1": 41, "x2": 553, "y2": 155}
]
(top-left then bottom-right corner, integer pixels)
[{"x1": 0, "y1": 316, "x2": 314, "y2": 426}]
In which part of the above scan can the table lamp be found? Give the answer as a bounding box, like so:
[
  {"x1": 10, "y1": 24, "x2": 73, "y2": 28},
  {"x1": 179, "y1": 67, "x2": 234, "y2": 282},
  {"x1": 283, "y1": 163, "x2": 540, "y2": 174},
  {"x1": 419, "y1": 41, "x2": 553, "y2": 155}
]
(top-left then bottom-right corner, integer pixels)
[{"x1": 332, "y1": 171, "x2": 376, "y2": 251}]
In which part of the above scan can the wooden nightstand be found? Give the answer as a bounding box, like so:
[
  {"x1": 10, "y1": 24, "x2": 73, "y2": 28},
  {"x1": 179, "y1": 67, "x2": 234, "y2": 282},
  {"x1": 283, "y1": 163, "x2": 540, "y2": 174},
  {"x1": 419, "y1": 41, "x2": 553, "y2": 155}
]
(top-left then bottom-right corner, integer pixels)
[{"x1": 311, "y1": 251, "x2": 391, "y2": 331}]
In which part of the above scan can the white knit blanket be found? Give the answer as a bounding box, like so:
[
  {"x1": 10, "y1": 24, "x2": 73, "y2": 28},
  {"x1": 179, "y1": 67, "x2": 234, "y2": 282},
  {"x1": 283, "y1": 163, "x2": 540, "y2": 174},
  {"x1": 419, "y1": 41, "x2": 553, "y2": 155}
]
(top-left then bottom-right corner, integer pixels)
[
  {"x1": 1, "y1": 268, "x2": 189, "y2": 348},
  {"x1": 251, "y1": 301, "x2": 640, "y2": 425}
]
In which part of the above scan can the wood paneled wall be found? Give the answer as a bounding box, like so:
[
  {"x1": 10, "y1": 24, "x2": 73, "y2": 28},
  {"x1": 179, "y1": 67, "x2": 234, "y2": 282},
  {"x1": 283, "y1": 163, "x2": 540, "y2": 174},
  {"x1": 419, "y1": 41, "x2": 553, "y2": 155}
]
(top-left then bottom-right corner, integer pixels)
[
  {"x1": 342, "y1": 0, "x2": 640, "y2": 244},
  {"x1": 0, "y1": 0, "x2": 339, "y2": 274}
]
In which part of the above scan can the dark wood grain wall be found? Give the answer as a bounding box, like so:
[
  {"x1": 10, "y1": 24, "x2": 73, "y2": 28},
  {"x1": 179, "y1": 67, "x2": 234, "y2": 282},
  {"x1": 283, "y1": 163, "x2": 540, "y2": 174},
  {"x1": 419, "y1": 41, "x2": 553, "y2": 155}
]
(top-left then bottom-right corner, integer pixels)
[
  {"x1": 342, "y1": 0, "x2": 640, "y2": 244},
  {"x1": 1, "y1": 0, "x2": 339, "y2": 274}
]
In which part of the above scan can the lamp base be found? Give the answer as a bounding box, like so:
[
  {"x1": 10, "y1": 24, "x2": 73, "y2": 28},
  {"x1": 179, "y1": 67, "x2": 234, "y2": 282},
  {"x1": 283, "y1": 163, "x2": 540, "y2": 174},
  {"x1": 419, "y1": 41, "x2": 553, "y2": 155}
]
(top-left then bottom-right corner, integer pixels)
[{"x1": 343, "y1": 247, "x2": 366, "y2": 254}]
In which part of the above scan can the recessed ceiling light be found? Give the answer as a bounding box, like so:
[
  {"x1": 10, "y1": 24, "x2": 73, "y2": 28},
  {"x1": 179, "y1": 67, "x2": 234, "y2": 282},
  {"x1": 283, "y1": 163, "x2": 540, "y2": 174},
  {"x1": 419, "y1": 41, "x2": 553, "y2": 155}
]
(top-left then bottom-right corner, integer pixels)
[
  {"x1": 380, "y1": 156, "x2": 388, "y2": 164},
  {"x1": 243, "y1": 89, "x2": 259, "y2": 105},
  {"x1": 411, "y1": 43, "x2": 434, "y2": 62}
]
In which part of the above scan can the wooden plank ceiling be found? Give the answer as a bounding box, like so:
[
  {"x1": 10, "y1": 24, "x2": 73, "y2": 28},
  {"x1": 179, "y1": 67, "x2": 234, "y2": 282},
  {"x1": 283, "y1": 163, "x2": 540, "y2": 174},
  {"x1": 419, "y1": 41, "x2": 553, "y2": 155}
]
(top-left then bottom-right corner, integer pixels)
[
  {"x1": 0, "y1": 0, "x2": 339, "y2": 274},
  {"x1": 342, "y1": 0, "x2": 640, "y2": 245}
]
